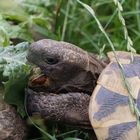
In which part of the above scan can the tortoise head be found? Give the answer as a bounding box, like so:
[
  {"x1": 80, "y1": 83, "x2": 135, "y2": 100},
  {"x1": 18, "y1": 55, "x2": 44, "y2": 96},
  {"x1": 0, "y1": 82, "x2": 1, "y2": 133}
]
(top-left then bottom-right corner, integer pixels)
[
  {"x1": 27, "y1": 39, "x2": 105, "y2": 93},
  {"x1": 27, "y1": 39, "x2": 89, "y2": 69}
]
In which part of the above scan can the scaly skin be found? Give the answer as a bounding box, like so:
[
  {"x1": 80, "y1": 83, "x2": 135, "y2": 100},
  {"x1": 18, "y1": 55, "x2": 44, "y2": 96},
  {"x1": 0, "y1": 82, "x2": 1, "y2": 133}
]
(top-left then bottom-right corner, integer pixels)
[
  {"x1": 0, "y1": 88, "x2": 26, "y2": 140},
  {"x1": 27, "y1": 89, "x2": 90, "y2": 127},
  {"x1": 26, "y1": 39, "x2": 108, "y2": 127}
]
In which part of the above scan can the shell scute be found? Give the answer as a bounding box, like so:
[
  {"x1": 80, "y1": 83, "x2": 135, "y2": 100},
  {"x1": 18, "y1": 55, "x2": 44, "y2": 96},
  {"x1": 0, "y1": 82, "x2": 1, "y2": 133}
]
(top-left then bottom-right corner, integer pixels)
[{"x1": 89, "y1": 51, "x2": 140, "y2": 140}]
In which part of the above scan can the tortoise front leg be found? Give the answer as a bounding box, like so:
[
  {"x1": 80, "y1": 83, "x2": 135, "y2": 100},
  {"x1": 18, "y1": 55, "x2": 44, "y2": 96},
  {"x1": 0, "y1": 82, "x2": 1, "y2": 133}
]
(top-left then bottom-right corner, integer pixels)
[{"x1": 26, "y1": 89, "x2": 91, "y2": 127}]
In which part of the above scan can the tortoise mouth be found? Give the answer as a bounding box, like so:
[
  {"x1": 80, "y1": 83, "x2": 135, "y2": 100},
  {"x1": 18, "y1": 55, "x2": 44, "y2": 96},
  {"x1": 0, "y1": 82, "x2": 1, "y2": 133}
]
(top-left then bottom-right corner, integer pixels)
[
  {"x1": 28, "y1": 66, "x2": 95, "y2": 95},
  {"x1": 28, "y1": 66, "x2": 50, "y2": 91},
  {"x1": 28, "y1": 69, "x2": 48, "y2": 87}
]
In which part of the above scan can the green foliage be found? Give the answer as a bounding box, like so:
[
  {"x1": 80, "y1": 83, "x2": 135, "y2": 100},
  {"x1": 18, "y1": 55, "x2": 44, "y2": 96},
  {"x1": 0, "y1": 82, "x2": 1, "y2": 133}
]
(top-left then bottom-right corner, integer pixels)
[
  {"x1": 0, "y1": 25, "x2": 10, "y2": 47},
  {"x1": 0, "y1": 42, "x2": 30, "y2": 117},
  {"x1": 0, "y1": 0, "x2": 140, "y2": 53},
  {"x1": 0, "y1": 0, "x2": 59, "y2": 45}
]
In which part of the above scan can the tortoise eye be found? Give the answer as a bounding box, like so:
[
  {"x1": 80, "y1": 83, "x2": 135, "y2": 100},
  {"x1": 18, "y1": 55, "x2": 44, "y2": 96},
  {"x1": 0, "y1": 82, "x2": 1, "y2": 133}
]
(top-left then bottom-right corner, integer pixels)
[{"x1": 44, "y1": 57, "x2": 58, "y2": 65}]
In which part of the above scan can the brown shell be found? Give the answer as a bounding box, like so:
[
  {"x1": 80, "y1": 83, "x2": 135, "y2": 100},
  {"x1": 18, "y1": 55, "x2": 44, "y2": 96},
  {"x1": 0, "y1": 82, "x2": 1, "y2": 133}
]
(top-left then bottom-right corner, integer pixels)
[
  {"x1": 0, "y1": 90, "x2": 26, "y2": 140},
  {"x1": 89, "y1": 51, "x2": 140, "y2": 140}
]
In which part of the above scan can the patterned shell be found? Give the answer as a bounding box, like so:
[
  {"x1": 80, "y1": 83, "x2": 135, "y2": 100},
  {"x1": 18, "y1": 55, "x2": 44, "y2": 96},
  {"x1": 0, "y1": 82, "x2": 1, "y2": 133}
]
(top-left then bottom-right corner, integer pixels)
[{"x1": 89, "y1": 51, "x2": 140, "y2": 140}]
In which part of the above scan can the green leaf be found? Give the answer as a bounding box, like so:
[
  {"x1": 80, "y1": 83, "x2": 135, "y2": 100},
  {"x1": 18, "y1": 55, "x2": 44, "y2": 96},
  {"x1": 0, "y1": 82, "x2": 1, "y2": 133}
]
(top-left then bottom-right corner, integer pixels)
[
  {"x1": 4, "y1": 65, "x2": 30, "y2": 117},
  {"x1": 0, "y1": 42, "x2": 31, "y2": 117},
  {"x1": 0, "y1": 26, "x2": 10, "y2": 47},
  {"x1": 0, "y1": 42, "x2": 28, "y2": 74}
]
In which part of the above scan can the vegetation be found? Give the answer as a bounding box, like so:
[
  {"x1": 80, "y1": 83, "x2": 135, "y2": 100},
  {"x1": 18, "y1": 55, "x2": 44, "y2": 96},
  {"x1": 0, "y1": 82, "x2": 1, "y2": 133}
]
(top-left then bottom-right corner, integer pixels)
[
  {"x1": 1, "y1": 0, "x2": 140, "y2": 53},
  {"x1": 0, "y1": 0, "x2": 140, "y2": 140}
]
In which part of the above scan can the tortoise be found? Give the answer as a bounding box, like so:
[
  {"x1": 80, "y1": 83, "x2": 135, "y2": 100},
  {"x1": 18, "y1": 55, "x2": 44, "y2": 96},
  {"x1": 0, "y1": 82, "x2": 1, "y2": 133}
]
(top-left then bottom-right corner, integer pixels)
[{"x1": 26, "y1": 39, "x2": 140, "y2": 140}]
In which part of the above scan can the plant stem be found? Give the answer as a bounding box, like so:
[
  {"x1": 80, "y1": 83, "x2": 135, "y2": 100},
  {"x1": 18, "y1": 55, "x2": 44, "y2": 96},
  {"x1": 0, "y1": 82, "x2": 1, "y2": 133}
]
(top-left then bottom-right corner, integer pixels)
[{"x1": 61, "y1": 1, "x2": 70, "y2": 41}]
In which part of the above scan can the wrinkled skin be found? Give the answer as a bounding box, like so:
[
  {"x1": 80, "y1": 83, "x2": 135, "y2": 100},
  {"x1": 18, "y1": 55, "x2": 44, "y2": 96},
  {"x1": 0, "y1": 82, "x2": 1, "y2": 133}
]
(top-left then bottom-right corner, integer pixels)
[
  {"x1": 26, "y1": 39, "x2": 108, "y2": 128},
  {"x1": 27, "y1": 89, "x2": 90, "y2": 127},
  {"x1": 0, "y1": 88, "x2": 26, "y2": 140}
]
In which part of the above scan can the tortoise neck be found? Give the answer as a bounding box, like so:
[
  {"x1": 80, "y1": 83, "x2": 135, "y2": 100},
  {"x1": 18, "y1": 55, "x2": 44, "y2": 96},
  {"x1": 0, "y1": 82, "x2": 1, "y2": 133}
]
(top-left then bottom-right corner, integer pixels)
[{"x1": 88, "y1": 54, "x2": 109, "y2": 76}]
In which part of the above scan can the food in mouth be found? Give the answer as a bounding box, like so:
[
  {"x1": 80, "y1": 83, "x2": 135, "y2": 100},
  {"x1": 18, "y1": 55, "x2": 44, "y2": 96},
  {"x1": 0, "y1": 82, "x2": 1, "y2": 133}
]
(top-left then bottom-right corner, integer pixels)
[{"x1": 28, "y1": 67, "x2": 49, "y2": 87}]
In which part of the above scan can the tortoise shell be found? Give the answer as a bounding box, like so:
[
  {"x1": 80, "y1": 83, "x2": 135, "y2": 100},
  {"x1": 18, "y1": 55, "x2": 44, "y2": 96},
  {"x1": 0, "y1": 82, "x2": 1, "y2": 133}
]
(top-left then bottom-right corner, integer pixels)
[{"x1": 89, "y1": 51, "x2": 140, "y2": 140}]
